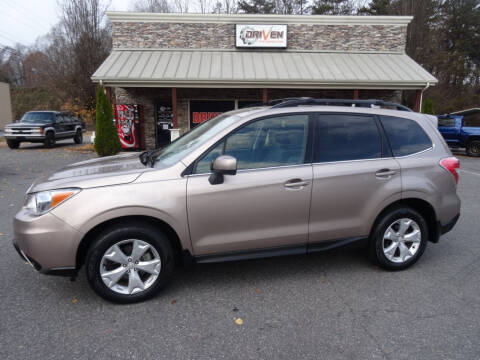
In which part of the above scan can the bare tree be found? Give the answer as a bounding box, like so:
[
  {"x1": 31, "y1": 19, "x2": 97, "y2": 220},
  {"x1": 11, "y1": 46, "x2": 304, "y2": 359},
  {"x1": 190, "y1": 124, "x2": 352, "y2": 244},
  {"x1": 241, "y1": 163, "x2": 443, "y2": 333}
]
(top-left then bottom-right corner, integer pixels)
[
  {"x1": 211, "y1": 0, "x2": 238, "y2": 12},
  {"x1": 0, "y1": 45, "x2": 27, "y2": 86},
  {"x1": 133, "y1": 0, "x2": 172, "y2": 12},
  {"x1": 51, "y1": 0, "x2": 112, "y2": 107},
  {"x1": 173, "y1": 0, "x2": 190, "y2": 12},
  {"x1": 224, "y1": 0, "x2": 238, "y2": 12},
  {"x1": 311, "y1": 0, "x2": 357, "y2": 14},
  {"x1": 133, "y1": 0, "x2": 193, "y2": 13},
  {"x1": 197, "y1": 0, "x2": 213, "y2": 13}
]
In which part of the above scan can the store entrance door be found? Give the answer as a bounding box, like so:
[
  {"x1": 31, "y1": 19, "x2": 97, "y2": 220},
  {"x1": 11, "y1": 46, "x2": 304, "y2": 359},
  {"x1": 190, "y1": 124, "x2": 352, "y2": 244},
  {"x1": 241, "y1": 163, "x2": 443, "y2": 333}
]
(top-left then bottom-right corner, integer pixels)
[{"x1": 156, "y1": 101, "x2": 173, "y2": 147}]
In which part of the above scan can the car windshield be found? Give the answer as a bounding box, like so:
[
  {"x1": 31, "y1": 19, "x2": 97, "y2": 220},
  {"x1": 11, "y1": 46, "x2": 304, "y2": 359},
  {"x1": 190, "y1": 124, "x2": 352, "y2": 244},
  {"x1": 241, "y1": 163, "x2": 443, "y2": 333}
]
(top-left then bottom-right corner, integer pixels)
[
  {"x1": 20, "y1": 112, "x2": 54, "y2": 123},
  {"x1": 153, "y1": 111, "x2": 242, "y2": 168}
]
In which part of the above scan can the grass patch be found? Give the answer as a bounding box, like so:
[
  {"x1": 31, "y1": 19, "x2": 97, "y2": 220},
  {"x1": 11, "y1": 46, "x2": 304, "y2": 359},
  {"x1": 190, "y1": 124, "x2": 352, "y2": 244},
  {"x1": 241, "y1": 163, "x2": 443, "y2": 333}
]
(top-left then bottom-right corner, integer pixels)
[{"x1": 67, "y1": 143, "x2": 95, "y2": 152}]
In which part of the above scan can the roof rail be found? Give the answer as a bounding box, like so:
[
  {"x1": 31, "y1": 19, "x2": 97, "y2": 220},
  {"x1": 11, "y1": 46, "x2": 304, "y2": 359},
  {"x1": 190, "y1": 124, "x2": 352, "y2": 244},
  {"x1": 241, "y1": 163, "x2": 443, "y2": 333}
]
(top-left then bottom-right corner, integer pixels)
[{"x1": 270, "y1": 97, "x2": 412, "y2": 112}]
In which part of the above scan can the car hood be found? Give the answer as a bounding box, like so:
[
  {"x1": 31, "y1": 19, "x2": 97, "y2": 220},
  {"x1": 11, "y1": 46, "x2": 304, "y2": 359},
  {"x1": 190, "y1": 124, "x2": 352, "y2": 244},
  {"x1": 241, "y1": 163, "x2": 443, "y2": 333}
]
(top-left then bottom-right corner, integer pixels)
[
  {"x1": 28, "y1": 153, "x2": 152, "y2": 193},
  {"x1": 6, "y1": 122, "x2": 50, "y2": 128}
]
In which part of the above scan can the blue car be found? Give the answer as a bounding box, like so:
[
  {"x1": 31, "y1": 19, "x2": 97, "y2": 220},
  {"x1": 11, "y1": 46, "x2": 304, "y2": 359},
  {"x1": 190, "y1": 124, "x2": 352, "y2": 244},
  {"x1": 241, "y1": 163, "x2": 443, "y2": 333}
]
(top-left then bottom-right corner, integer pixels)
[{"x1": 438, "y1": 108, "x2": 480, "y2": 157}]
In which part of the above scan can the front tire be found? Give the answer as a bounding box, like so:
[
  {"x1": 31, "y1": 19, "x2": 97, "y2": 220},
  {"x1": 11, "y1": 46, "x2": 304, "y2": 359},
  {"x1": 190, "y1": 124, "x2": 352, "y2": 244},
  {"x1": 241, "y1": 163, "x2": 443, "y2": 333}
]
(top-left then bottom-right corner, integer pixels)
[
  {"x1": 86, "y1": 223, "x2": 175, "y2": 303},
  {"x1": 73, "y1": 129, "x2": 83, "y2": 144},
  {"x1": 369, "y1": 206, "x2": 428, "y2": 271},
  {"x1": 44, "y1": 131, "x2": 55, "y2": 148},
  {"x1": 466, "y1": 139, "x2": 480, "y2": 157},
  {"x1": 7, "y1": 139, "x2": 20, "y2": 149}
]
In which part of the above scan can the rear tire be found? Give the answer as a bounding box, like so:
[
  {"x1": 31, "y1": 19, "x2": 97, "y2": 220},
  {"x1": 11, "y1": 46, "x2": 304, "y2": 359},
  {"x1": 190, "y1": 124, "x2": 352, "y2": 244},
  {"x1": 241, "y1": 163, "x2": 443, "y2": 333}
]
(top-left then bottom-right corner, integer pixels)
[
  {"x1": 369, "y1": 206, "x2": 428, "y2": 271},
  {"x1": 44, "y1": 131, "x2": 55, "y2": 148},
  {"x1": 73, "y1": 129, "x2": 83, "y2": 144},
  {"x1": 466, "y1": 139, "x2": 480, "y2": 157},
  {"x1": 6, "y1": 139, "x2": 20, "y2": 149},
  {"x1": 86, "y1": 223, "x2": 175, "y2": 303}
]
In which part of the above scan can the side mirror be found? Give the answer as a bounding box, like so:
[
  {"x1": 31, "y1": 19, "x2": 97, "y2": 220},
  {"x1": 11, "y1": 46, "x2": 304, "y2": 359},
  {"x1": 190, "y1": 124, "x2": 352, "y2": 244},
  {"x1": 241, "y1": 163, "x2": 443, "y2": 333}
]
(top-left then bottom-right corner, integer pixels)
[{"x1": 209, "y1": 155, "x2": 237, "y2": 185}]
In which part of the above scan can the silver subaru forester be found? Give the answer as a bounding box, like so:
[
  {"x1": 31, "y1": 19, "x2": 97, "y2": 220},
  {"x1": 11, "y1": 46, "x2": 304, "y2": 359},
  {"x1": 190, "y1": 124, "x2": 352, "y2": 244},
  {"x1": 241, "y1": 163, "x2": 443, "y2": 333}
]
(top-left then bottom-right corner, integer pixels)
[{"x1": 13, "y1": 99, "x2": 461, "y2": 303}]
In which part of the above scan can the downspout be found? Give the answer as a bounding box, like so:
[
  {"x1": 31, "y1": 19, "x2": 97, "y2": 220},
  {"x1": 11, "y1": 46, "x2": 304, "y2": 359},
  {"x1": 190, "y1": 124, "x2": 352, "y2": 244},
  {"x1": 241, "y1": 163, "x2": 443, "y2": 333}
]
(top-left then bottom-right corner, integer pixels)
[{"x1": 419, "y1": 82, "x2": 430, "y2": 112}]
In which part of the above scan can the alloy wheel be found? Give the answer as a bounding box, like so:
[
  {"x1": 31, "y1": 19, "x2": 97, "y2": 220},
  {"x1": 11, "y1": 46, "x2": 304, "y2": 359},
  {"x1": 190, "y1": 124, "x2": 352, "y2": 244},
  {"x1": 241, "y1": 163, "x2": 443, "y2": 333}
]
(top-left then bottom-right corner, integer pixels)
[
  {"x1": 382, "y1": 218, "x2": 422, "y2": 263},
  {"x1": 100, "y1": 239, "x2": 161, "y2": 295}
]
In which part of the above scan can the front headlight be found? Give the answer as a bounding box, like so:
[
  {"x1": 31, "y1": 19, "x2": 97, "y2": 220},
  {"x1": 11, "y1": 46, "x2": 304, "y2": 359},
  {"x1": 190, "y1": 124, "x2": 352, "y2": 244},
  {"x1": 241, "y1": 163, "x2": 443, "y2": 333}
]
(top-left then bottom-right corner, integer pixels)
[
  {"x1": 24, "y1": 188, "x2": 80, "y2": 216},
  {"x1": 5, "y1": 128, "x2": 13, "y2": 133}
]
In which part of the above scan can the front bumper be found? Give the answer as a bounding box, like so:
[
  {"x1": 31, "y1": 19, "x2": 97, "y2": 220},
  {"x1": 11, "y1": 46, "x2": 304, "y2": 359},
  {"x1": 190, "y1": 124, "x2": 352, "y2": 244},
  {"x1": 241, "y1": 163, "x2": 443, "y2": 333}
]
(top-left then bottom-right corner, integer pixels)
[
  {"x1": 13, "y1": 209, "x2": 80, "y2": 275},
  {"x1": 13, "y1": 241, "x2": 42, "y2": 271},
  {"x1": 5, "y1": 134, "x2": 46, "y2": 141}
]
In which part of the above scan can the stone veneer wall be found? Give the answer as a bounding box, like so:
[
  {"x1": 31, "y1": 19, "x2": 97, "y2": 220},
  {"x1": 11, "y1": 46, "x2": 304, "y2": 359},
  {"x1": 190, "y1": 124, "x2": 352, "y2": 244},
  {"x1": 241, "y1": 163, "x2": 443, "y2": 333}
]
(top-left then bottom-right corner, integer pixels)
[
  {"x1": 115, "y1": 86, "x2": 402, "y2": 149},
  {"x1": 112, "y1": 22, "x2": 407, "y2": 53}
]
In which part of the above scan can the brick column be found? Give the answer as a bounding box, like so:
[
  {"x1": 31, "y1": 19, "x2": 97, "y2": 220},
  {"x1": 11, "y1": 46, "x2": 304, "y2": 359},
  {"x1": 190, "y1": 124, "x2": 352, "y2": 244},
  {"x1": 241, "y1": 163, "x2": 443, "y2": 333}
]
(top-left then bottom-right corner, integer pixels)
[
  {"x1": 414, "y1": 89, "x2": 422, "y2": 112},
  {"x1": 172, "y1": 88, "x2": 178, "y2": 128}
]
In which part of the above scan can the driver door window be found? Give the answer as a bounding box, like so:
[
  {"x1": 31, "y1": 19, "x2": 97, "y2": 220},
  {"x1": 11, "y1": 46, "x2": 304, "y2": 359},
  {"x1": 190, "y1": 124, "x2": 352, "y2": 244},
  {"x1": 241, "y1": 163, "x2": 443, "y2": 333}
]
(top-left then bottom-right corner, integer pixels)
[
  {"x1": 55, "y1": 115, "x2": 65, "y2": 132},
  {"x1": 194, "y1": 114, "x2": 309, "y2": 174}
]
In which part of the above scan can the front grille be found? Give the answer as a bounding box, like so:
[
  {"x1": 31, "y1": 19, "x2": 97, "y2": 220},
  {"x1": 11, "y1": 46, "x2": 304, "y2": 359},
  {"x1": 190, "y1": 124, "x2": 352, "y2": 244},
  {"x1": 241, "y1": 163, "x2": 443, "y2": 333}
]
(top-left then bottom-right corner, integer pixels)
[
  {"x1": 6, "y1": 128, "x2": 42, "y2": 135},
  {"x1": 10, "y1": 129, "x2": 37, "y2": 133}
]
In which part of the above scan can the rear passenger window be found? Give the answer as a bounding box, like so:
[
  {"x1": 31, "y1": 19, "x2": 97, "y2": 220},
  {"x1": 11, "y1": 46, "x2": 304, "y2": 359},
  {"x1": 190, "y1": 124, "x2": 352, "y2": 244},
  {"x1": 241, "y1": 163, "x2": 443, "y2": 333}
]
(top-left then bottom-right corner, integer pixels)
[
  {"x1": 380, "y1": 116, "x2": 432, "y2": 157},
  {"x1": 314, "y1": 114, "x2": 382, "y2": 163}
]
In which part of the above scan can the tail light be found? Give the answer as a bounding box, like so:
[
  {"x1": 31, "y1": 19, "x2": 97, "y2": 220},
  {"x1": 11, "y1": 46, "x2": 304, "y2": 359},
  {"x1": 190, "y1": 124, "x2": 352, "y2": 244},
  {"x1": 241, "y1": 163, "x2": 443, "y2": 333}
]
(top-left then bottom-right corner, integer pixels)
[{"x1": 440, "y1": 157, "x2": 460, "y2": 184}]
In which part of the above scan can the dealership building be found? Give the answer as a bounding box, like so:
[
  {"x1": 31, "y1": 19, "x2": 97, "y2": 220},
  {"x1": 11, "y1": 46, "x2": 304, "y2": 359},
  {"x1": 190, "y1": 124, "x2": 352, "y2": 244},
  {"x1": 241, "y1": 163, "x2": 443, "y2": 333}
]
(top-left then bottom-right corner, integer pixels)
[{"x1": 92, "y1": 12, "x2": 437, "y2": 149}]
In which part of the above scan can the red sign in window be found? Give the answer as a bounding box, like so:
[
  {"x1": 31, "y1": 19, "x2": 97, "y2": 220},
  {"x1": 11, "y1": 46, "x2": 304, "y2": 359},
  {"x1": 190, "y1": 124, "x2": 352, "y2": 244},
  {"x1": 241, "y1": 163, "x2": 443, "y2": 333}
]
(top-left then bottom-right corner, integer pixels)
[
  {"x1": 189, "y1": 100, "x2": 235, "y2": 128},
  {"x1": 192, "y1": 112, "x2": 222, "y2": 124}
]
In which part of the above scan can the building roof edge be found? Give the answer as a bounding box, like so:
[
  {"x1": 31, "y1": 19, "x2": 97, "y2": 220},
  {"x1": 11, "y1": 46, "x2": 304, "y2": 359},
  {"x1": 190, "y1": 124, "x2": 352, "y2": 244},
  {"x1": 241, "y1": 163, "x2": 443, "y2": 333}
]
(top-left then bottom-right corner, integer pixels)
[{"x1": 106, "y1": 11, "x2": 413, "y2": 26}]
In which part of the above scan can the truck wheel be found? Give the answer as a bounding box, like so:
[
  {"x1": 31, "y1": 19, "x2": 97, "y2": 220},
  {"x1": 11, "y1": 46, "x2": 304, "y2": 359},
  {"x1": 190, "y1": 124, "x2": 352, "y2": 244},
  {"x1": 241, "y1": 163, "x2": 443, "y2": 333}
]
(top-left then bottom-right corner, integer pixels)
[
  {"x1": 369, "y1": 206, "x2": 428, "y2": 271},
  {"x1": 466, "y1": 140, "x2": 480, "y2": 157},
  {"x1": 86, "y1": 223, "x2": 175, "y2": 303},
  {"x1": 73, "y1": 129, "x2": 83, "y2": 144},
  {"x1": 44, "y1": 132, "x2": 55, "y2": 148},
  {"x1": 6, "y1": 139, "x2": 20, "y2": 149}
]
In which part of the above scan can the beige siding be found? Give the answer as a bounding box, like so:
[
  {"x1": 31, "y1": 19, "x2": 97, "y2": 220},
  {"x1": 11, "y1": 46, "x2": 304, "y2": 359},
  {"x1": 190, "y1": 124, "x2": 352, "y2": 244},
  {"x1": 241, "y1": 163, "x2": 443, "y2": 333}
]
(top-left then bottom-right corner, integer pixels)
[{"x1": 0, "y1": 82, "x2": 13, "y2": 130}]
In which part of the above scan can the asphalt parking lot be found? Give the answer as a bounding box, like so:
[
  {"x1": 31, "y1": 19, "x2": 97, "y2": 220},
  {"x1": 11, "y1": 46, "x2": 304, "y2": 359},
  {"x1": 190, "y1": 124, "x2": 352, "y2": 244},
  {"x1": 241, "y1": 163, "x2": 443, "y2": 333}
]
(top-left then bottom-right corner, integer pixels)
[{"x1": 0, "y1": 142, "x2": 479, "y2": 360}]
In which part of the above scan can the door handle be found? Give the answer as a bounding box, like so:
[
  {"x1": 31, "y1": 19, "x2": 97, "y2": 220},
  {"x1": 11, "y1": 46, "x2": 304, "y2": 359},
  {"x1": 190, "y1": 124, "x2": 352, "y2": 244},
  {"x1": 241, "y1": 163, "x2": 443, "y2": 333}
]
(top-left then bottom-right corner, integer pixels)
[
  {"x1": 284, "y1": 179, "x2": 310, "y2": 188},
  {"x1": 375, "y1": 169, "x2": 396, "y2": 178}
]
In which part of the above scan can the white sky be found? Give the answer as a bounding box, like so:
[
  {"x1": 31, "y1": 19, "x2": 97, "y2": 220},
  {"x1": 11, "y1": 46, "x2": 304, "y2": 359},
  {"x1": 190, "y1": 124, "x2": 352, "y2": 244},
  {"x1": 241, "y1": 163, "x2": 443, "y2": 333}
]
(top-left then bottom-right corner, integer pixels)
[{"x1": 0, "y1": 0, "x2": 130, "y2": 48}]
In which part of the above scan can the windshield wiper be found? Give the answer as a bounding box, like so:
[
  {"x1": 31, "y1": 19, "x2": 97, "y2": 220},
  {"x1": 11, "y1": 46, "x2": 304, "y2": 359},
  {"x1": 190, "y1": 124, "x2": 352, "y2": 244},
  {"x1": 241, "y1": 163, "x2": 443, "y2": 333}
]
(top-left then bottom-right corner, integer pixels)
[{"x1": 139, "y1": 150, "x2": 156, "y2": 167}]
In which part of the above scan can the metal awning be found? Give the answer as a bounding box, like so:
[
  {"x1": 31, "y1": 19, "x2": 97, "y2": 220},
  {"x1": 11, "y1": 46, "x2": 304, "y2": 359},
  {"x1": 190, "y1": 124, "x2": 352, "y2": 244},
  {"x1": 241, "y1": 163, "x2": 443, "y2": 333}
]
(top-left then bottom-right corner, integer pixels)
[{"x1": 92, "y1": 49, "x2": 437, "y2": 89}]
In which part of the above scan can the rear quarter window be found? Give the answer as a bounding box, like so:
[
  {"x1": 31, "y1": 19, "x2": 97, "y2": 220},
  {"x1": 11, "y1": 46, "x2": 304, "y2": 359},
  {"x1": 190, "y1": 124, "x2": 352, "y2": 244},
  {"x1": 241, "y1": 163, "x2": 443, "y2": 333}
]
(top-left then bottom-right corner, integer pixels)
[
  {"x1": 462, "y1": 113, "x2": 480, "y2": 127},
  {"x1": 438, "y1": 118, "x2": 455, "y2": 127},
  {"x1": 380, "y1": 116, "x2": 432, "y2": 157}
]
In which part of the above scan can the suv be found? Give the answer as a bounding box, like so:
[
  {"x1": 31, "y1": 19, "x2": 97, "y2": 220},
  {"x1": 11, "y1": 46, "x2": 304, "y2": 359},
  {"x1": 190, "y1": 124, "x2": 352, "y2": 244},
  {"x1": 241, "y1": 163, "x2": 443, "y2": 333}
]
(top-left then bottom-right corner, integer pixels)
[
  {"x1": 4, "y1": 111, "x2": 85, "y2": 149},
  {"x1": 12, "y1": 99, "x2": 461, "y2": 303}
]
